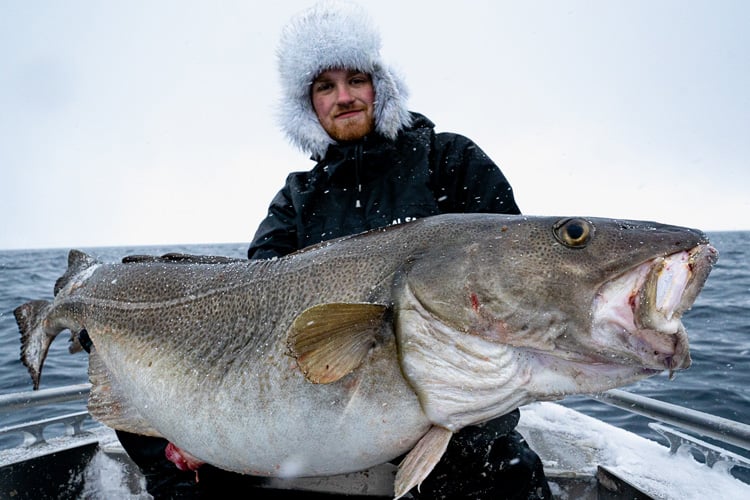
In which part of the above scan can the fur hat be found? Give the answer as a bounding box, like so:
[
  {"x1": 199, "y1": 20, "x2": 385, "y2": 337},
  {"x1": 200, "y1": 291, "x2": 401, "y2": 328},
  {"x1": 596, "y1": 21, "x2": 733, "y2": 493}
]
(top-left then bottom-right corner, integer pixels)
[{"x1": 277, "y1": 1, "x2": 412, "y2": 159}]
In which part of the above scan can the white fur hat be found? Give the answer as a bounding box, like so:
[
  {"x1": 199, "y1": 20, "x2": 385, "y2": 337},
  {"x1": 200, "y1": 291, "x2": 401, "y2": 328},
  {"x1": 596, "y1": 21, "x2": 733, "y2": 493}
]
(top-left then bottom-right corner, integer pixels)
[{"x1": 277, "y1": 1, "x2": 412, "y2": 159}]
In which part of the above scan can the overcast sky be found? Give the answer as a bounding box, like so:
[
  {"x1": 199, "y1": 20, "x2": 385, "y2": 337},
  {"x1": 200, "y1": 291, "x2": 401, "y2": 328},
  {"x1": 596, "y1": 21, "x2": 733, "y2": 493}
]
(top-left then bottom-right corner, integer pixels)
[{"x1": 1, "y1": 0, "x2": 748, "y2": 251}]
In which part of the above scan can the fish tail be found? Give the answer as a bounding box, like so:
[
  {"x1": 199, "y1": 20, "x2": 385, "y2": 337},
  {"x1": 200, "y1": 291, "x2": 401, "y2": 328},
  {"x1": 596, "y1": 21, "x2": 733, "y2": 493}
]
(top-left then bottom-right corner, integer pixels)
[
  {"x1": 16, "y1": 250, "x2": 96, "y2": 390},
  {"x1": 14, "y1": 300, "x2": 61, "y2": 390}
]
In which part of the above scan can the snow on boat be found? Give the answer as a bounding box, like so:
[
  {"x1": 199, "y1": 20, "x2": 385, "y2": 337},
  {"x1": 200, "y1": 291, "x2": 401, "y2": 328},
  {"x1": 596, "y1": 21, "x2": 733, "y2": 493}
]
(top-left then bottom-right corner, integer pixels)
[{"x1": 1, "y1": 385, "x2": 748, "y2": 499}]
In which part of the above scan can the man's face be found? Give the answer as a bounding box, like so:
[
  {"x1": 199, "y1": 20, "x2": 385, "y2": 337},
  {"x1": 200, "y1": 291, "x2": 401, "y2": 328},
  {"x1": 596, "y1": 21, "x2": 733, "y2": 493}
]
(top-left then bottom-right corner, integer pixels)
[{"x1": 311, "y1": 69, "x2": 375, "y2": 142}]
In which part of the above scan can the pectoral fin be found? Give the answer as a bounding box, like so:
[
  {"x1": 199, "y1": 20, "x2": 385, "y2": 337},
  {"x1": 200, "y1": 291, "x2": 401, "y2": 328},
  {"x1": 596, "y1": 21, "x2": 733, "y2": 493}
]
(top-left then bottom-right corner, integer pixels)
[
  {"x1": 394, "y1": 425, "x2": 453, "y2": 499},
  {"x1": 287, "y1": 303, "x2": 389, "y2": 384}
]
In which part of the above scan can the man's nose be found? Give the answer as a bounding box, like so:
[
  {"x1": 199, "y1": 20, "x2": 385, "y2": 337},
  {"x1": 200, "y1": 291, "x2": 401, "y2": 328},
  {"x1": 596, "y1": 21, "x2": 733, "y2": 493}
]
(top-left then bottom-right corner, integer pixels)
[{"x1": 336, "y1": 83, "x2": 355, "y2": 103}]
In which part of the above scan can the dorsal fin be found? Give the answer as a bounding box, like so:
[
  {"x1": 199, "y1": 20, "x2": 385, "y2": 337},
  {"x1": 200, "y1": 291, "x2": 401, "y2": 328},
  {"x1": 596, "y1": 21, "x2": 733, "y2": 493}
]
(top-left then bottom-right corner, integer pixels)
[
  {"x1": 54, "y1": 250, "x2": 98, "y2": 295},
  {"x1": 121, "y1": 253, "x2": 243, "y2": 264}
]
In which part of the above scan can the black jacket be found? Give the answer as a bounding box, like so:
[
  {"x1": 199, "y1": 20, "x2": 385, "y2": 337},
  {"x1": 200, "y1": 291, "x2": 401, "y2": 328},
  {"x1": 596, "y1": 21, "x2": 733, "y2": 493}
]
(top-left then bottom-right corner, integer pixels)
[
  {"x1": 248, "y1": 113, "x2": 520, "y2": 259},
  {"x1": 243, "y1": 114, "x2": 550, "y2": 498}
]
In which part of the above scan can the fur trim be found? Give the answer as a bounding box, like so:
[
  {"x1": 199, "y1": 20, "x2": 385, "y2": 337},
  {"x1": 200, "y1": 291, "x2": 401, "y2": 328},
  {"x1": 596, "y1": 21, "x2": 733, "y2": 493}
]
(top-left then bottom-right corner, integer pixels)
[{"x1": 277, "y1": 1, "x2": 412, "y2": 159}]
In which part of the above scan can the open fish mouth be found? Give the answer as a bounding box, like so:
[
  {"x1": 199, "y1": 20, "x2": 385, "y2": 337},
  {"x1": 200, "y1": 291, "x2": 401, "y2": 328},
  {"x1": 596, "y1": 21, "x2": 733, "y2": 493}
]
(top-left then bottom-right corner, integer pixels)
[
  {"x1": 591, "y1": 243, "x2": 718, "y2": 372},
  {"x1": 634, "y1": 244, "x2": 718, "y2": 331}
]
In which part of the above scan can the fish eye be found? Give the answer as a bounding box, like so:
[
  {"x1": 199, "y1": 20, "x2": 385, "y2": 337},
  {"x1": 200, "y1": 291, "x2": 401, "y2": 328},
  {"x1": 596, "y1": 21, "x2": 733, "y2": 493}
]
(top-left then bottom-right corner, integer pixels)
[{"x1": 553, "y1": 218, "x2": 593, "y2": 248}]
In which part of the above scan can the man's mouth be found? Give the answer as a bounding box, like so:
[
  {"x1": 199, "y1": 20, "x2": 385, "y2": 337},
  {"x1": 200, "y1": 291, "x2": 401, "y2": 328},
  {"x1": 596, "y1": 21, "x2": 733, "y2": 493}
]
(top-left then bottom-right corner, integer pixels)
[{"x1": 335, "y1": 109, "x2": 363, "y2": 119}]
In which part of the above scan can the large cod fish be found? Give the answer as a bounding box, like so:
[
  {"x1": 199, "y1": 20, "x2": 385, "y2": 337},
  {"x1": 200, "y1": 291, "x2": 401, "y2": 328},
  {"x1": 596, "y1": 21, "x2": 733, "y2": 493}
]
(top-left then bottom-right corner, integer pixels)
[{"x1": 15, "y1": 214, "x2": 717, "y2": 497}]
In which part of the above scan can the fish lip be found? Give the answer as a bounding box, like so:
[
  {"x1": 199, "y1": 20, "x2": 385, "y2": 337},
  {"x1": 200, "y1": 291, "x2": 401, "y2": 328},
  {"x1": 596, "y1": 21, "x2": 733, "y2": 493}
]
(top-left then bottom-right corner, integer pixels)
[
  {"x1": 529, "y1": 342, "x2": 688, "y2": 372},
  {"x1": 533, "y1": 343, "x2": 691, "y2": 384}
]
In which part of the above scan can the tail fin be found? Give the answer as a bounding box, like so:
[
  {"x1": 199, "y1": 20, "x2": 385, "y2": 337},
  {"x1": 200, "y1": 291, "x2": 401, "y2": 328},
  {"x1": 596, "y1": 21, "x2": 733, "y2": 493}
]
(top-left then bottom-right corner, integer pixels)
[
  {"x1": 15, "y1": 300, "x2": 57, "y2": 390},
  {"x1": 16, "y1": 250, "x2": 97, "y2": 390}
]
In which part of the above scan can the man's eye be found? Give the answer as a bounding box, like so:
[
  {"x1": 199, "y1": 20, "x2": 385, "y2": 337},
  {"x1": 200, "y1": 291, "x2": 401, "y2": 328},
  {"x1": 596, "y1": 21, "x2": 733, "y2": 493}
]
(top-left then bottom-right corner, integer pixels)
[{"x1": 350, "y1": 74, "x2": 370, "y2": 85}]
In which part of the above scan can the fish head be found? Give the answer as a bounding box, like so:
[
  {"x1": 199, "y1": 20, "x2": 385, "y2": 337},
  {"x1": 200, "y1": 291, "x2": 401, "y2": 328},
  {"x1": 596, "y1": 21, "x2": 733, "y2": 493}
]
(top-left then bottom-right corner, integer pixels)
[{"x1": 395, "y1": 215, "x2": 718, "y2": 429}]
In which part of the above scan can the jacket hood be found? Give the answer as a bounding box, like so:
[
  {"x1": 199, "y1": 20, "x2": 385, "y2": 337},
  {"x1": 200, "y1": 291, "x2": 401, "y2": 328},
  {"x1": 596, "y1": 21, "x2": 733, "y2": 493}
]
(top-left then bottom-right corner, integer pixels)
[{"x1": 276, "y1": 1, "x2": 413, "y2": 159}]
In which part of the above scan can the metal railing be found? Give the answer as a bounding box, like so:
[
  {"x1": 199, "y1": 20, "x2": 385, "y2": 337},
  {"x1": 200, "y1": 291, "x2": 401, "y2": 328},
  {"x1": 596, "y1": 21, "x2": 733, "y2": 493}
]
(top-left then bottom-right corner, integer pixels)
[
  {"x1": 594, "y1": 389, "x2": 750, "y2": 451},
  {"x1": 0, "y1": 384, "x2": 94, "y2": 450},
  {"x1": 0, "y1": 383, "x2": 90, "y2": 411}
]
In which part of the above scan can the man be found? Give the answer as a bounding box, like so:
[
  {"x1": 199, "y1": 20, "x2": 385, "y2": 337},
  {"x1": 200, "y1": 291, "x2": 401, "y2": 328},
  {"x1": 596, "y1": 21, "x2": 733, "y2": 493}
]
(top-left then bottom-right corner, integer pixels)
[
  {"x1": 246, "y1": 2, "x2": 552, "y2": 499},
  {"x1": 248, "y1": 4, "x2": 519, "y2": 259}
]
